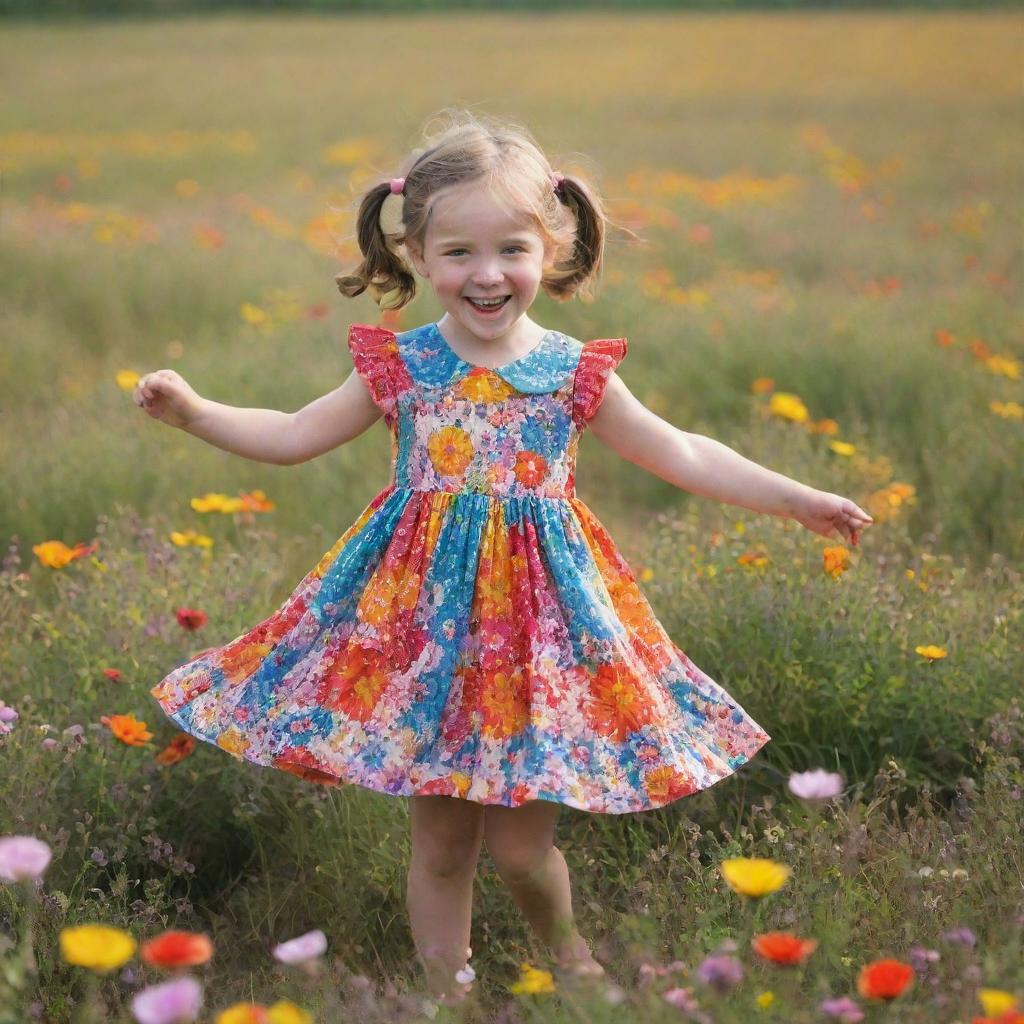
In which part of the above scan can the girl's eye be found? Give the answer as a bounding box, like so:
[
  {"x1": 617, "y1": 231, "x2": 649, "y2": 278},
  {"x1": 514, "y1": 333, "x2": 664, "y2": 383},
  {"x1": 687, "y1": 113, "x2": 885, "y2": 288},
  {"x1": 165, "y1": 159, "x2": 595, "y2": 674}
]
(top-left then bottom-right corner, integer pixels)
[{"x1": 444, "y1": 247, "x2": 524, "y2": 256}]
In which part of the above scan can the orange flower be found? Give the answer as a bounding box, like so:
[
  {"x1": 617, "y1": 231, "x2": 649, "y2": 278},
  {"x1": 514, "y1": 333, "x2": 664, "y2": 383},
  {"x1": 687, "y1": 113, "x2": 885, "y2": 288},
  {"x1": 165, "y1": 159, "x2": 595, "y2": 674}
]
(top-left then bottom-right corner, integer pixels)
[
  {"x1": 857, "y1": 958, "x2": 914, "y2": 1000},
  {"x1": 751, "y1": 932, "x2": 818, "y2": 965},
  {"x1": 154, "y1": 734, "x2": 196, "y2": 765},
  {"x1": 101, "y1": 714, "x2": 153, "y2": 746},
  {"x1": 141, "y1": 930, "x2": 213, "y2": 969},
  {"x1": 750, "y1": 377, "x2": 774, "y2": 395},
  {"x1": 934, "y1": 329, "x2": 956, "y2": 347},
  {"x1": 176, "y1": 607, "x2": 208, "y2": 631},
  {"x1": 513, "y1": 451, "x2": 548, "y2": 488},
  {"x1": 822, "y1": 545, "x2": 850, "y2": 578},
  {"x1": 102, "y1": 668, "x2": 124, "y2": 682},
  {"x1": 32, "y1": 540, "x2": 98, "y2": 569}
]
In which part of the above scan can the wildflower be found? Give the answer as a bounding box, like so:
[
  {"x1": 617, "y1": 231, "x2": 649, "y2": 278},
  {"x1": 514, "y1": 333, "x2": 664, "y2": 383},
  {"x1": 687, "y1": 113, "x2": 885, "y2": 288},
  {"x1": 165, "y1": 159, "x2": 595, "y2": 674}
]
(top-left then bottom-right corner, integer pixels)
[
  {"x1": 266, "y1": 1004, "x2": 311, "y2": 1024},
  {"x1": 756, "y1": 990, "x2": 775, "y2": 1009},
  {"x1": 942, "y1": 926, "x2": 977, "y2": 947},
  {"x1": 175, "y1": 179, "x2": 200, "y2": 198},
  {"x1": 154, "y1": 734, "x2": 196, "y2": 765},
  {"x1": 719, "y1": 857, "x2": 790, "y2": 898},
  {"x1": 101, "y1": 714, "x2": 153, "y2": 746},
  {"x1": 989, "y1": 399, "x2": 1023, "y2": 420},
  {"x1": 117, "y1": 369, "x2": 141, "y2": 390},
  {"x1": 750, "y1": 377, "x2": 774, "y2": 395},
  {"x1": 788, "y1": 768, "x2": 844, "y2": 801},
  {"x1": 509, "y1": 962, "x2": 556, "y2": 994},
  {"x1": 102, "y1": 668, "x2": 124, "y2": 682},
  {"x1": 215, "y1": 1005, "x2": 267, "y2": 1024},
  {"x1": 768, "y1": 392, "x2": 809, "y2": 423},
  {"x1": 978, "y1": 990, "x2": 1020, "y2": 1018},
  {"x1": 819, "y1": 995, "x2": 865, "y2": 1022},
  {"x1": 169, "y1": 531, "x2": 214, "y2": 549},
  {"x1": 915, "y1": 645, "x2": 948, "y2": 660},
  {"x1": 822, "y1": 546, "x2": 850, "y2": 579},
  {"x1": 696, "y1": 953, "x2": 744, "y2": 993},
  {"x1": 272, "y1": 929, "x2": 327, "y2": 965},
  {"x1": 0, "y1": 836, "x2": 52, "y2": 882},
  {"x1": 751, "y1": 932, "x2": 819, "y2": 964},
  {"x1": 176, "y1": 608, "x2": 208, "y2": 631},
  {"x1": 131, "y1": 975, "x2": 203, "y2": 1024},
  {"x1": 60, "y1": 924, "x2": 137, "y2": 972},
  {"x1": 934, "y1": 329, "x2": 956, "y2": 347},
  {"x1": 829, "y1": 441, "x2": 856, "y2": 456},
  {"x1": 856, "y1": 958, "x2": 914, "y2": 1000},
  {"x1": 141, "y1": 931, "x2": 213, "y2": 969},
  {"x1": 0, "y1": 701, "x2": 18, "y2": 735},
  {"x1": 32, "y1": 539, "x2": 97, "y2": 568},
  {"x1": 663, "y1": 986, "x2": 701, "y2": 1010}
]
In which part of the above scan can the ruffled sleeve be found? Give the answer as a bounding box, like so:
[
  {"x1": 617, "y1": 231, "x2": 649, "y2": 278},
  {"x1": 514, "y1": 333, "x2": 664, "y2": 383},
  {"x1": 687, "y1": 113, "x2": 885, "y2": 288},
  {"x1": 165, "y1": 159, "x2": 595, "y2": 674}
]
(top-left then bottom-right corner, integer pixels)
[
  {"x1": 572, "y1": 337, "x2": 628, "y2": 427},
  {"x1": 347, "y1": 324, "x2": 409, "y2": 418}
]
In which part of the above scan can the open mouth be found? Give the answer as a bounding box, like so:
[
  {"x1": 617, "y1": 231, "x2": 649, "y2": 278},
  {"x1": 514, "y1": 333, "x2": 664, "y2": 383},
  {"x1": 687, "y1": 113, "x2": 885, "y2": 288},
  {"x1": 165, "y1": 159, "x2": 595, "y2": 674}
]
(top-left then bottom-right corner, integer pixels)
[{"x1": 465, "y1": 296, "x2": 511, "y2": 314}]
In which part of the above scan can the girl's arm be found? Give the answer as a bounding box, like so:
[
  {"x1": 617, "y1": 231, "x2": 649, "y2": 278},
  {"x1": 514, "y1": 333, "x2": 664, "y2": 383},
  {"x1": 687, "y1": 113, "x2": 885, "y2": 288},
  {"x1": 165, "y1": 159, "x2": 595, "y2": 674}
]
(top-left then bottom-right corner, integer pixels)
[
  {"x1": 588, "y1": 373, "x2": 873, "y2": 543},
  {"x1": 137, "y1": 368, "x2": 382, "y2": 465}
]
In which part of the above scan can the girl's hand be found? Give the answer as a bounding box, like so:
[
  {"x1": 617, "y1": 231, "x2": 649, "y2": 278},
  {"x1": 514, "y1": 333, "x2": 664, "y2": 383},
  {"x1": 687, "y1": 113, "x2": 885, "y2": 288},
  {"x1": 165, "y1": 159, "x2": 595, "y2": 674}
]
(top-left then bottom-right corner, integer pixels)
[
  {"x1": 792, "y1": 488, "x2": 874, "y2": 547},
  {"x1": 132, "y1": 369, "x2": 203, "y2": 430}
]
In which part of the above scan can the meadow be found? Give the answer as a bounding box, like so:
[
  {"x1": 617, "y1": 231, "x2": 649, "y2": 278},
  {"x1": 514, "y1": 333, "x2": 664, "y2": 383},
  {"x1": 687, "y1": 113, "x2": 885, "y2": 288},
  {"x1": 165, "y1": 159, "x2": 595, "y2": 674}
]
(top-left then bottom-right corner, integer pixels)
[{"x1": 1, "y1": 10, "x2": 1022, "y2": 1023}]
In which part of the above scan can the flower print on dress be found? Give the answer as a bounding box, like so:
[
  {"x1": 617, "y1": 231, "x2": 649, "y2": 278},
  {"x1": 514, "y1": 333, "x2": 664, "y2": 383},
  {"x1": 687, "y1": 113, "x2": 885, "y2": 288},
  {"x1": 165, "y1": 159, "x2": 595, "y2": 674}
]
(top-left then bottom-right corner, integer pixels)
[{"x1": 149, "y1": 321, "x2": 771, "y2": 813}]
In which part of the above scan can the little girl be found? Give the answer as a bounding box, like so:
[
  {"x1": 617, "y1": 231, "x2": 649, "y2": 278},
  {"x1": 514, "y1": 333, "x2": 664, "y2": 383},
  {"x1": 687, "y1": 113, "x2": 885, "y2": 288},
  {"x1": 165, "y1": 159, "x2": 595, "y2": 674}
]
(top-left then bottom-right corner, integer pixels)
[{"x1": 137, "y1": 110, "x2": 873, "y2": 1004}]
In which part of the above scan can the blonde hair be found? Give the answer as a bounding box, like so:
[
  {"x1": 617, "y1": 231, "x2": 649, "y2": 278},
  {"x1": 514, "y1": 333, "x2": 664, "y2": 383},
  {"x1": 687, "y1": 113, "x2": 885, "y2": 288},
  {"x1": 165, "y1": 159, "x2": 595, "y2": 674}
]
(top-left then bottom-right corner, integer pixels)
[{"x1": 336, "y1": 108, "x2": 609, "y2": 311}]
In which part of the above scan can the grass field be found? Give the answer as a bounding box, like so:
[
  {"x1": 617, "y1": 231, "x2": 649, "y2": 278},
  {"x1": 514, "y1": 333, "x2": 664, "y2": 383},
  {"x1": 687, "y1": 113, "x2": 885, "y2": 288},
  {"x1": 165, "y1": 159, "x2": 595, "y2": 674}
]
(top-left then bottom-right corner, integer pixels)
[{"x1": 1, "y1": 11, "x2": 1022, "y2": 1023}]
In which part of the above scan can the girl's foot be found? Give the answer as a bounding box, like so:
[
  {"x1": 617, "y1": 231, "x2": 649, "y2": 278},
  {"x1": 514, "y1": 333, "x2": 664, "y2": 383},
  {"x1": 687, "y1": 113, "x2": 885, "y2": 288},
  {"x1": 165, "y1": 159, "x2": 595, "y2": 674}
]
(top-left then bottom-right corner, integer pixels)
[
  {"x1": 425, "y1": 946, "x2": 475, "y2": 1005},
  {"x1": 552, "y1": 932, "x2": 605, "y2": 980}
]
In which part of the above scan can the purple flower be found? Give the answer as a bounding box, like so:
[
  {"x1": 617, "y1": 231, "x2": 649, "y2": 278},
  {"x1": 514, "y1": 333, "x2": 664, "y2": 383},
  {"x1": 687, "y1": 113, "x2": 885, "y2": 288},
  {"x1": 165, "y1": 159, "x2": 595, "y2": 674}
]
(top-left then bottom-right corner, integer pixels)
[
  {"x1": 0, "y1": 702, "x2": 18, "y2": 723},
  {"x1": 41, "y1": 738, "x2": 59, "y2": 751},
  {"x1": 788, "y1": 768, "x2": 844, "y2": 801},
  {"x1": 663, "y1": 986, "x2": 700, "y2": 1010},
  {"x1": 131, "y1": 976, "x2": 203, "y2": 1024},
  {"x1": 0, "y1": 836, "x2": 52, "y2": 882},
  {"x1": 941, "y1": 926, "x2": 977, "y2": 948},
  {"x1": 272, "y1": 928, "x2": 327, "y2": 964},
  {"x1": 695, "y1": 953, "x2": 743, "y2": 993},
  {"x1": 819, "y1": 995, "x2": 865, "y2": 1022}
]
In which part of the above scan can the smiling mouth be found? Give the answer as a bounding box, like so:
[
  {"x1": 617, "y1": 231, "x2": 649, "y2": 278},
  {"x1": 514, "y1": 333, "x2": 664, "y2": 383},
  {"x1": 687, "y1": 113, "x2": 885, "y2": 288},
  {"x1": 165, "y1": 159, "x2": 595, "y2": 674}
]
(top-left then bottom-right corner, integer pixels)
[{"x1": 465, "y1": 296, "x2": 511, "y2": 311}]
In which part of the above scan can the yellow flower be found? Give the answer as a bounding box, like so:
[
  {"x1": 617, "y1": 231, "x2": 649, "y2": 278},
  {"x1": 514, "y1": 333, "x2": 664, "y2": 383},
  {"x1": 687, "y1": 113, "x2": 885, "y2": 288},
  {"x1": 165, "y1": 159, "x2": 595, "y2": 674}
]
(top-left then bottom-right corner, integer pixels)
[
  {"x1": 240, "y1": 302, "x2": 268, "y2": 326},
  {"x1": 191, "y1": 493, "x2": 245, "y2": 514},
  {"x1": 639, "y1": 567, "x2": 654, "y2": 582},
  {"x1": 268, "y1": 1002, "x2": 313, "y2": 1024},
  {"x1": 756, "y1": 990, "x2": 775, "y2": 1009},
  {"x1": 215, "y1": 1004, "x2": 267, "y2": 1024},
  {"x1": 175, "y1": 179, "x2": 200, "y2": 198},
  {"x1": 509, "y1": 962, "x2": 556, "y2": 995},
  {"x1": 768, "y1": 392, "x2": 809, "y2": 423},
  {"x1": 915, "y1": 645, "x2": 948, "y2": 660},
  {"x1": 720, "y1": 857, "x2": 791, "y2": 898},
  {"x1": 984, "y1": 354, "x2": 1020, "y2": 380},
  {"x1": 169, "y1": 530, "x2": 214, "y2": 548},
  {"x1": 60, "y1": 925, "x2": 136, "y2": 972},
  {"x1": 989, "y1": 399, "x2": 1023, "y2": 420},
  {"x1": 427, "y1": 425, "x2": 475, "y2": 477},
  {"x1": 116, "y1": 369, "x2": 140, "y2": 391},
  {"x1": 322, "y1": 137, "x2": 379, "y2": 166},
  {"x1": 978, "y1": 989, "x2": 1019, "y2": 1016},
  {"x1": 829, "y1": 440, "x2": 856, "y2": 456}
]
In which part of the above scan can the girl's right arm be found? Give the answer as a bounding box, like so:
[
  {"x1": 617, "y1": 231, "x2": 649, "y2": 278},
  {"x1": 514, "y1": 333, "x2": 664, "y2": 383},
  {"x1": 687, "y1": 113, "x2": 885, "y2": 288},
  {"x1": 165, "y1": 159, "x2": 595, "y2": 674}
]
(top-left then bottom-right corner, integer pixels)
[{"x1": 133, "y1": 368, "x2": 383, "y2": 466}]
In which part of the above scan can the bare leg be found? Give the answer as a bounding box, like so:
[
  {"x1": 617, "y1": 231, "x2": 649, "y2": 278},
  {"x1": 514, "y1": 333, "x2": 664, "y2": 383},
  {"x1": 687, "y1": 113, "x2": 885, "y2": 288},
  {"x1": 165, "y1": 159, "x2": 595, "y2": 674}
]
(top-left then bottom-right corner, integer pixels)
[
  {"x1": 407, "y1": 795, "x2": 485, "y2": 1002},
  {"x1": 484, "y1": 800, "x2": 603, "y2": 977}
]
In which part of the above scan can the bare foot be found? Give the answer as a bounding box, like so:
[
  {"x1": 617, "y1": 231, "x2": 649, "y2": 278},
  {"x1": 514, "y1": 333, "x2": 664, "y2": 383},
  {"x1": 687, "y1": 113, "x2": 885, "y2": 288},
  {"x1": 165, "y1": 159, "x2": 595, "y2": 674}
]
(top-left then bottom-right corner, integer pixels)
[
  {"x1": 553, "y1": 933, "x2": 605, "y2": 980},
  {"x1": 425, "y1": 946, "x2": 475, "y2": 1005}
]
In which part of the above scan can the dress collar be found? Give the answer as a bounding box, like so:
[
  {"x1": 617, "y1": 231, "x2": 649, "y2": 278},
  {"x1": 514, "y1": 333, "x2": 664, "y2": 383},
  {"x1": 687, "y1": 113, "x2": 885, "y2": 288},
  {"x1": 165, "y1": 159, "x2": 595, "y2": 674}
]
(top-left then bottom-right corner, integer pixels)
[{"x1": 397, "y1": 322, "x2": 583, "y2": 393}]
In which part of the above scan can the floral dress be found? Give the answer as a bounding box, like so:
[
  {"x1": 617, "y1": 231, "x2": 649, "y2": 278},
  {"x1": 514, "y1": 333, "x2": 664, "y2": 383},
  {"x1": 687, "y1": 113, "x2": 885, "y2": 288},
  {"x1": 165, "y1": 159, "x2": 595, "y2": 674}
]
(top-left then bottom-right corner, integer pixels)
[{"x1": 150, "y1": 321, "x2": 771, "y2": 813}]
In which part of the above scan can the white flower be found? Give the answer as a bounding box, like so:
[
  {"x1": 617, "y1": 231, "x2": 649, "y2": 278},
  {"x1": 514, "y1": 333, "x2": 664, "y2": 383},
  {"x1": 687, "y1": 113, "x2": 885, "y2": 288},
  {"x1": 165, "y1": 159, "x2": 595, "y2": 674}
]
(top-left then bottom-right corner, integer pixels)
[
  {"x1": 272, "y1": 928, "x2": 327, "y2": 964},
  {"x1": 787, "y1": 768, "x2": 844, "y2": 801}
]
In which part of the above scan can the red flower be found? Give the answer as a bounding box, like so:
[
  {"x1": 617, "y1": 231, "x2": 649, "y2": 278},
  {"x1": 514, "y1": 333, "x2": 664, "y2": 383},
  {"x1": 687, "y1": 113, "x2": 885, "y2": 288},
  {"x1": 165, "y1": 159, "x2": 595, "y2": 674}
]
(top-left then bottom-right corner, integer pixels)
[
  {"x1": 857, "y1": 958, "x2": 914, "y2": 1000},
  {"x1": 141, "y1": 930, "x2": 213, "y2": 969},
  {"x1": 154, "y1": 734, "x2": 196, "y2": 765},
  {"x1": 176, "y1": 607, "x2": 208, "y2": 631},
  {"x1": 102, "y1": 668, "x2": 124, "y2": 682},
  {"x1": 751, "y1": 931, "x2": 818, "y2": 964}
]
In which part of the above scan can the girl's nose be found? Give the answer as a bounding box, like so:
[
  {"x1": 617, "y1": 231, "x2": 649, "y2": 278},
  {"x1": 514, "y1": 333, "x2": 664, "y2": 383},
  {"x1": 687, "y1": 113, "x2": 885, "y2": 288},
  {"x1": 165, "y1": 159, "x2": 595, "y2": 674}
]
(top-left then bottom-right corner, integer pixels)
[{"x1": 471, "y1": 261, "x2": 504, "y2": 286}]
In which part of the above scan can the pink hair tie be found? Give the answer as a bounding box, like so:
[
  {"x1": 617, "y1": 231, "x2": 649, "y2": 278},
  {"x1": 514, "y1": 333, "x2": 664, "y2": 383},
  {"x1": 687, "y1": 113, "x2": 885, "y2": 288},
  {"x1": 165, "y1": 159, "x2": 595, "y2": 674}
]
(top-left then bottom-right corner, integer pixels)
[
  {"x1": 550, "y1": 171, "x2": 565, "y2": 193},
  {"x1": 389, "y1": 177, "x2": 406, "y2": 195}
]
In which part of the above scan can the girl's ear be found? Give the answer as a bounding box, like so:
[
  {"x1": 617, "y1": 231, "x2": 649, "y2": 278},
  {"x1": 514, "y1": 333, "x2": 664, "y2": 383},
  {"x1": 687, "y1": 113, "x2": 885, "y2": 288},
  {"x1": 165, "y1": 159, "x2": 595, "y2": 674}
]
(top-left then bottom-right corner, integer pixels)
[{"x1": 406, "y1": 240, "x2": 429, "y2": 279}]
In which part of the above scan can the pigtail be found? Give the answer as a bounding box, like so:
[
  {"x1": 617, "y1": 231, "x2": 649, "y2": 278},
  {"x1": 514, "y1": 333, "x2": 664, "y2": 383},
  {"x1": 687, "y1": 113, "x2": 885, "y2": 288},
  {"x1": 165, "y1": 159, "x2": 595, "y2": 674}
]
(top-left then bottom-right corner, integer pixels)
[
  {"x1": 335, "y1": 181, "x2": 418, "y2": 311},
  {"x1": 542, "y1": 175, "x2": 607, "y2": 303}
]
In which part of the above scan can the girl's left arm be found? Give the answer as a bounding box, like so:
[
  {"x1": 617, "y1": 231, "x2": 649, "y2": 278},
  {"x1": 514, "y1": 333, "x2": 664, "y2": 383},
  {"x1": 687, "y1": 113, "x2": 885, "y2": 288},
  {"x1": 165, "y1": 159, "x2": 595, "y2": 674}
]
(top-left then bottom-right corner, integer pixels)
[{"x1": 588, "y1": 374, "x2": 874, "y2": 546}]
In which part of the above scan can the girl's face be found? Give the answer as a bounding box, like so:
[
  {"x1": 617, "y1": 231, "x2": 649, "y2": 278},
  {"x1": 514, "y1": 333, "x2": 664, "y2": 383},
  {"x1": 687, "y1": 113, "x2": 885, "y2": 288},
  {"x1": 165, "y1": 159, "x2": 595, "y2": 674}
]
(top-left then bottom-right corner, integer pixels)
[{"x1": 406, "y1": 181, "x2": 554, "y2": 348}]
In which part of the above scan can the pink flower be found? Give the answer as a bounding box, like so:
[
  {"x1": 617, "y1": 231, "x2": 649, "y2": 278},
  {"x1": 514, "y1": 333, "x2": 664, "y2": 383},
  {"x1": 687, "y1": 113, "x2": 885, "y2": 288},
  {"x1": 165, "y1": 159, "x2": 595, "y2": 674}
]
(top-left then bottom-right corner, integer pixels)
[
  {"x1": 819, "y1": 995, "x2": 864, "y2": 1021},
  {"x1": 130, "y1": 975, "x2": 203, "y2": 1024},
  {"x1": 0, "y1": 836, "x2": 53, "y2": 882},
  {"x1": 272, "y1": 928, "x2": 327, "y2": 964},
  {"x1": 787, "y1": 768, "x2": 844, "y2": 801}
]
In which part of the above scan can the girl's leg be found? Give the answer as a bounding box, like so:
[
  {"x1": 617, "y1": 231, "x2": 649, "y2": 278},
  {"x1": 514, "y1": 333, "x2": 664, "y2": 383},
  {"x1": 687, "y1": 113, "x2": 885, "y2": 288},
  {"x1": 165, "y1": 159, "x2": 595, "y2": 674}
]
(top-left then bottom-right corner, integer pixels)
[
  {"x1": 483, "y1": 800, "x2": 603, "y2": 977},
  {"x1": 407, "y1": 794, "x2": 485, "y2": 1002}
]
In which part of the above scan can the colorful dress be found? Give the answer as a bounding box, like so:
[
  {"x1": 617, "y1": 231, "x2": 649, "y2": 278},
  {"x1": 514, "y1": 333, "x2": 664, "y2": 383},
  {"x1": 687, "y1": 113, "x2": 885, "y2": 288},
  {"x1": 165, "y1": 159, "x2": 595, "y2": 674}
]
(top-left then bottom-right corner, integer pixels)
[{"x1": 150, "y1": 321, "x2": 771, "y2": 813}]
